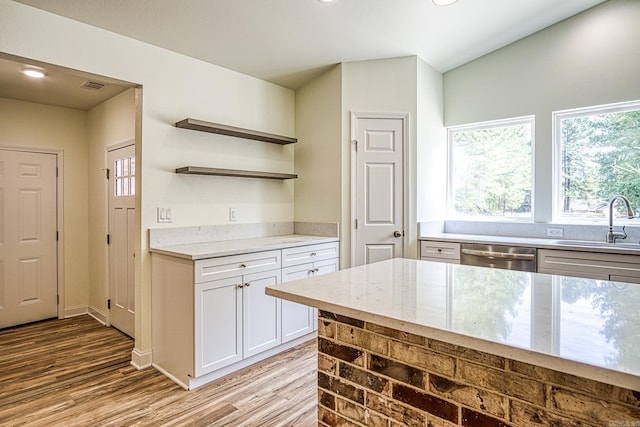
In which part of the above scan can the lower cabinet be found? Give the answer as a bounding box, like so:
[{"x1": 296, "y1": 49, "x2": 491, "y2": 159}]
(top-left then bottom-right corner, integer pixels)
[
  {"x1": 420, "y1": 240, "x2": 460, "y2": 264},
  {"x1": 537, "y1": 249, "x2": 640, "y2": 282},
  {"x1": 281, "y1": 258, "x2": 338, "y2": 343},
  {"x1": 152, "y1": 240, "x2": 339, "y2": 390},
  {"x1": 195, "y1": 269, "x2": 281, "y2": 377}
]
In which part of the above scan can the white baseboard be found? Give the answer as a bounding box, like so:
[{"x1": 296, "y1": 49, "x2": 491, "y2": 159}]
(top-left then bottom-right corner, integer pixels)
[
  {"x1": 87, "y1": 306, "x2": 107, "y2": 325},
  {"x1": 131, "y1": 347, "x2": 153, "y2": 370},
  {"x1": 63, "y1": 305, "x2": 88, "y2": 318}
]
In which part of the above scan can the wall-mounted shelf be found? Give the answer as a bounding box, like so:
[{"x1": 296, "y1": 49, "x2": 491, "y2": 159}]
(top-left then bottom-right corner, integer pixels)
[
  {"x1": 175, "y1": 118, "x2": 297, "y2": 145},
  {"x1": 176, "y1": 166, "x2": 297, "y2": 180}
]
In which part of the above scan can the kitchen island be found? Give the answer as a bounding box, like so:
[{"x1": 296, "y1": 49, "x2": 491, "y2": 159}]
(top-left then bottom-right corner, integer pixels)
[{"x1": 266, "y1": 258, "x2": 640, "y2": 426}]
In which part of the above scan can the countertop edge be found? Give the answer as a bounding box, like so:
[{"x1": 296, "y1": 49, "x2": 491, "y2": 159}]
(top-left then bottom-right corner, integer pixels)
[
  {"x1": 266, "y1": 285, "x2": 639, "y2": 392},
  {"x1": 149, "y1": 235, "x2": 339, "y2": 260}
]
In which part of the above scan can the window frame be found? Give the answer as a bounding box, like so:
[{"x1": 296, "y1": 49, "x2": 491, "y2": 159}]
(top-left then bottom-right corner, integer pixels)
[
  {"x1": 446, "y1": 115, "x2": 536, "y2": 221},
  {"x1": 552, "y1": 99, "x2": 640, "y2": 223}
]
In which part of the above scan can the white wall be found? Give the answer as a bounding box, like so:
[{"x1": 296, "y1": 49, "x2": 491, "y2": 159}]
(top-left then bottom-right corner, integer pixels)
[
  {"x1": 444, "y1": 0, "x2": 640, "y2": 222},
  {"x1": 1, "y1": 0, "x2": 295, "y2": 364},
  {"x1": 87, "y1": 88, "x2": 137, "y2": 320},
  {"x1": 0, "y1": 97, "x2": 89, "y2": 316},
  {"x1": 294, "y1": 64, "x2": 342, "y2": 224}
]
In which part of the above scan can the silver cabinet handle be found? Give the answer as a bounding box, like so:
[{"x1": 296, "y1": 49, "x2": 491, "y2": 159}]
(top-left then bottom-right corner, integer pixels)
[
  {"x1": 240, "y1": 263, "x2": 247, "y2": 268},
  {"x1": 244, "y1": 282, "x2": 251, "y2": 287},
  {"x1": 461, "y1": 248, "x2": 535, "y2": 260},
  {"x1": 310, "y1": 252, "x2": 317, "y2": 256},
  {"x1": 237, "y1": 284, "x2": 244, "y2": 289}
]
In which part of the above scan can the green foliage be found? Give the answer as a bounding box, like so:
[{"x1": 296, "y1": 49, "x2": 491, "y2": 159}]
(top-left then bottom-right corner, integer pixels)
[
  {"x1": 452, "y1": 123, "x2": 532, "y2": 217},
  {"x1": 561, "y1": 109, "x2": 640, "y2": 217}
]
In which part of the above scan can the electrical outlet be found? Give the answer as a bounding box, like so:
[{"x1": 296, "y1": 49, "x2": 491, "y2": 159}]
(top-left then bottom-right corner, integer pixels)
[
  {"x1": 546, "y1": 227, "x2": 564, "y2": 237},
  {"x1": 229, "y1": 207, "x2": 238, "y2": 222}
]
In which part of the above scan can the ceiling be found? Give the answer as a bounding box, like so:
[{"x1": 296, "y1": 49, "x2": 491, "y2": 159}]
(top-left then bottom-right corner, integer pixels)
[{"x1": 5, "y1": 0, "x2": 606, "y2": 109}]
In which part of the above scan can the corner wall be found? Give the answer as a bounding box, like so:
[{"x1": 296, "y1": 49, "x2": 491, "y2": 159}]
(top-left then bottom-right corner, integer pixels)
[{"x1": 87, "y1": 88, "x2": 137, "y2": 321}]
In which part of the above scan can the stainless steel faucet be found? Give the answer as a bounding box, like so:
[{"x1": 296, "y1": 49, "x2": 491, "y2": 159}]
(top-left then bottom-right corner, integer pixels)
[{"x1": 606, "y1": 195, "x2": 635, "y2": 243}]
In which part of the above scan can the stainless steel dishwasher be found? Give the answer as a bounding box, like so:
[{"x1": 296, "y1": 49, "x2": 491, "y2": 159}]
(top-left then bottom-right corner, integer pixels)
[{"x1": 460, "y1": 243, "x2": 537, "y2": 272}]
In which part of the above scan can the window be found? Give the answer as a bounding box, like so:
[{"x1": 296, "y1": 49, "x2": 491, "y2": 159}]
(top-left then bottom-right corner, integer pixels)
[
  {"x1": 448, "y1": 117, "x2": 534, "y2": 219},
  {"x1": 114, "y1": 155, "x2": 135, "y2": 196},
  {"x1": 555, "y1": 100, "x2": 640, "y2": 221}
]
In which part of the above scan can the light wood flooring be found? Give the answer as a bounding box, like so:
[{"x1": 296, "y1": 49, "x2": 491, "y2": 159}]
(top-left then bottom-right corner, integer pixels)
[{"x1": 0, "y1": 315, "x2": 318, "y2": 426}]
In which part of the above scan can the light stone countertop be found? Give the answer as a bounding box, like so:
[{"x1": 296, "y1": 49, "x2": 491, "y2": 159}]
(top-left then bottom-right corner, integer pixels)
[
  {"x1": 266, "y1": 258, "x2": 640, "y2": 391},
  {"x1": 149, "y1": 234, "x2": 339, "y2": 260},
  {"x1": 421, "y1": 232, "x2": 640, "y2": 255}
]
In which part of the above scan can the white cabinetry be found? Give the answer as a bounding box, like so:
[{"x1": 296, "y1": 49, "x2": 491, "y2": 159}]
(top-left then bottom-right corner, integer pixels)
[
  {"x1": 281, "y1": 243, "x2": 339, "y2": 342},
  {"x1": 537, "y1": 249, "x2": 640, "y2": 282},
  {"x1": 152, "y1": 240, "x2": 339, "y2": 390},
  {"x1": 420, "y1": 240, "x2": 461, "y2": 263}
]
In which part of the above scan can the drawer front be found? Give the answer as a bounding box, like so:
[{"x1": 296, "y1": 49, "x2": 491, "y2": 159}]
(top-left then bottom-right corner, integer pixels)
[
  {"x1": 420, "y1": 241, "x2": 460, "y2": 261},
  {"x1": 282, "y1": 242, "x2": 339, "y2": 268},
  {"x1": 537, "y1": 249, "x2": 640, "y2": 279},
  {"x1": 195, "y1": 250, "x2": 281, "y2": 283}
]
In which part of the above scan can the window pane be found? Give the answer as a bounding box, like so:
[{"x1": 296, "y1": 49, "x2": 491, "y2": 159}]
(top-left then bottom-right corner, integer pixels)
[
  {"x1": 123, "y1": 157, "x2": 129, "y2": 176},
  {"x1": 558, "y1": 104, "x2": 640, "y2": 220},
  {"x1": 130, "y1": 176, "x2": 135, "y2": 195},
  {"x1": 130, "y1": 156, "x2": 135, "y2": 175},
  {"x1": 449, "y1": 119, "x2": 533, "y2": 218},
  {"x1": 115, "y1": 159, "x2": 122, "y2": 177}
]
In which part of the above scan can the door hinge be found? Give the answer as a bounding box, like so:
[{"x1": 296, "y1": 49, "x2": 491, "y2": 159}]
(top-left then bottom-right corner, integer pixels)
[
  {"x1": 56, "y1": 231, "x2": 59, "y2": 241},
  {"x1": 107, "y1": 234, "x2": 110, "y2": 245},
  {"x1": 352, "y1": 139, "x2": 358, "y2": 151},
  {"x1": 56, "y1": 167, "x2": 59, "y2": 177},
  {"x1": 107, "y1": 299, "x2": 111, "y2": 310},
  {"x1": 57, "y1": 295, "x2": 60, "y2": 305},
  {"x1": 106, "y1": 168, "x2": 110, "y2": 180},
  {"x1": 354, "y1": 218, "x2": 359, "y2": 229}
]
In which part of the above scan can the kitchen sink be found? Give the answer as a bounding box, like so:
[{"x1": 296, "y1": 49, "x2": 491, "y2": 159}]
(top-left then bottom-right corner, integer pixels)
[{"x1": 553, "y1": 240, "x2": 640, "y2": 249}]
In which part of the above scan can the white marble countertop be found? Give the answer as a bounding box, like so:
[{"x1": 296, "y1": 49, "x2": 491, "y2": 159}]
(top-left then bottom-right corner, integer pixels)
[
  {"x1": 421, "y1": 232, "x2": 640, "y2": 255},
  {"x1": 149, "y1": 234, "x2": 339, "y2": 260},
  {"x1": 266, "y1": 258, "x2": 640, "y2": 391}
]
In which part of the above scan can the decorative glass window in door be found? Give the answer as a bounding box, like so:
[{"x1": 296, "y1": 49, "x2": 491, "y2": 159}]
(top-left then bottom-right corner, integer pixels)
[{"x1": 114, "y1": 155, "x2": 135, "y2": 196}]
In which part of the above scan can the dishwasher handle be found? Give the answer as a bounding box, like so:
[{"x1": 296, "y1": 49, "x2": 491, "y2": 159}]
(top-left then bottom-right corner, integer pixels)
[{"x1": 461, "y1": 248, "x2": 535, "y2": 261}]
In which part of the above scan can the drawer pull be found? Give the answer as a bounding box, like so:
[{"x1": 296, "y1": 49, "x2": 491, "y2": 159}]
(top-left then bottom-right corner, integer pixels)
[
  {"x1": 310, "y1": 252, "x2": 317, "y2": 256},
  {"x1": 437, "y1": 248, "x2": 442, "y2": 252},
  {"x1": 240, "y1": 263, "x2": 247, "y2": 268},
  {"x1": 237, "y1": 284, "x2": 244, "y2": 289},
  {"x1": 244, "y1": 282, "x2": 251, "y2": 287}
]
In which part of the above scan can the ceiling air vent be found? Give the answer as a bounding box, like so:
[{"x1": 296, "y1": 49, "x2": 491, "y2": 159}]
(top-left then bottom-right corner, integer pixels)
[{"x1": 80, "y1": 80, "x2": 107, "y2": 91}]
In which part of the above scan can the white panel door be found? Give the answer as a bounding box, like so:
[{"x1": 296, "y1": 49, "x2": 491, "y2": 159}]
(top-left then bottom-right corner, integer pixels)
[
  {"x1": 0, "y1": 149, "x2": 57, "y2": 328},
  {"x1": 281, "y1": 262, "x2": 314, "y2": 343},
  {"x1": 108, "y1": 144, "x2": 136, "y2": 337},
  {"x1": 195, "y1": 275, "x2": 243, "y2": 376},
  {"x1": 353, "y1": 115, "x2": 405, "y2": 266},
  {"x1": 243, "y1": 269, "x2": 281, "y2": 357}
]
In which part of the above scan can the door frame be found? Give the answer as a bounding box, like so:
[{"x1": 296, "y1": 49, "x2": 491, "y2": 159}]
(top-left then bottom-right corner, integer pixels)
[
  {"x1": 105, "y1": 138, "x2": 135, "y2": 328},
  {"x1": 0, "y1": 145, "x2": 64, "y2": 319},
  {"x1": 350, "y1": 112, "x2": 409, "y2": 267}
]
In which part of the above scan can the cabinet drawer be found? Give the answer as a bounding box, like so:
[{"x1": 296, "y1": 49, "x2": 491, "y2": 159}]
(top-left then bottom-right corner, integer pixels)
[
  {"x1": 420, "y1": 241, "x2": 460, "y2": 261},
  {"x1": 537, "y1": 249, "x2": 640, "y2": 280},
  {"x1": 282, "y1": 242, "x2": 339, "y2": 268},
  {"x1": 195, "y1": 250, "x2": 281, "y2": 283}
]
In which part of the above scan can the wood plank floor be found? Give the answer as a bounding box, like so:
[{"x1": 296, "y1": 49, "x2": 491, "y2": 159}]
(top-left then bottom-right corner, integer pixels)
[{"x1": 0, "y1": 315, "x2": 318, "y2": 426}]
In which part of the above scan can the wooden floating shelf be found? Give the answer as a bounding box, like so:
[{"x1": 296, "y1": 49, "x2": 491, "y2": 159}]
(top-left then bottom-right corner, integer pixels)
[
  {"x1": 175, "y1": 118, "x2": 297, "y2": 145},
  {"x1": 176, "y1": 166, "x2": 298, "y2": 180}
]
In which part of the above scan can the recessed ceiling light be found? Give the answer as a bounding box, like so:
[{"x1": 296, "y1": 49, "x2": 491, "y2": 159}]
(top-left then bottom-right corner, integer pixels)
[
  {"x1": 433, "y1": 0, "x2": 458, "y2": 5},
  {"x1": 22, "y1": 68, "x2": 46, "y2": 79}
]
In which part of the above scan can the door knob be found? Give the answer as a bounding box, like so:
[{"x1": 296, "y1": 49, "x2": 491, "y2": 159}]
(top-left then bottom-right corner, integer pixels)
[{"x1": 393, "y1": 230, "x2": 403, "y2": 238}]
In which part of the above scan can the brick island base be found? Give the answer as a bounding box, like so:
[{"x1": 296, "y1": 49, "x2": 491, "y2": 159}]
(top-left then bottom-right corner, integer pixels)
[{"x1": 316, "y1": 311, "x2": 640, "y2": 427}]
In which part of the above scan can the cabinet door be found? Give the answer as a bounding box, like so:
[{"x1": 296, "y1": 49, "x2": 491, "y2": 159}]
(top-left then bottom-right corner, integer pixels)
[
  {"x1": 281, "y1": 263, "x2": 315, "y2": 343},
  {"x1": 195, "y1": 276, "x2": 243, "y2": 376},
  {"x1": 243, "y1": 269, "x2": 282, "y2": 357}
]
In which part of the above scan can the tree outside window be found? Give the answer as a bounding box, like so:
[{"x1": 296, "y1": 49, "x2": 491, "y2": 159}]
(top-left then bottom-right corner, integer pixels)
[
  {"x1": 556, "y1": 101, "x2": 640, "y2": 221},
  {"x1": 448, "y1": 117, "x2": 533, "y2": 219}
]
